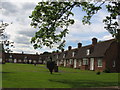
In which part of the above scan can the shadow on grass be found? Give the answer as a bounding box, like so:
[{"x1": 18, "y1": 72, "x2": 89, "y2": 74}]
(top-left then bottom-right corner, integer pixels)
[
  {"x1": 52, "y1": 73, "x2": 61, "y2": 75},
  {"x1": 1, "y1": 72, "x2": 15, "y2": 74},
  {"x1": 48, "y1": 79, "x2": 118, "y2": 88}
]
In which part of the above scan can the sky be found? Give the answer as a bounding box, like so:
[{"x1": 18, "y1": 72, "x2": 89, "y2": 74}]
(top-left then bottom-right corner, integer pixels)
[{"x1": 0, "y1": 0, "x2": 114, "y2": 54}]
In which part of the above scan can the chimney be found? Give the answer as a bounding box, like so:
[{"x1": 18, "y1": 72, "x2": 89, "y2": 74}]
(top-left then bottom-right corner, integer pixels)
[
  {"x1": 61, "y1": 49, "x2": 64, "y2": 52},
  {"x1": 92, "y1": 38, "x2": 97, "y2": 45},
  {"x1": 56, "y1": 50, "x2": 59, "y2": 53},
  {"x1": 78, "y1": 43, "x2": 82, "y2": 48},
  {"x1": 22, "y1": 51, "x2": 24, "y2": 54},
  {"x1": 68, "y1": 46, "x2": 72, "y2": 50},
  {"x1": 36, "y1": 52, "x2": 38, "y2": 55}
]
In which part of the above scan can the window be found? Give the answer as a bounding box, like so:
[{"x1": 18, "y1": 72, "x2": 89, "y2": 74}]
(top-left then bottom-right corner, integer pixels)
[
  {"x1": 57, "y1": 55, "x2": 59, "y2": 59},
  {"x1": 97, "y1": 59, "x2": 102, "y2": 67},
  {"x1": 0, "y1": 58, "x2": 2, "y2": 63},
  {"x1": 113, "y1": 60, "x2": 116, "y2": 67},
  {"x1": 83, "y1": 58, "x2": 88, "y2": 65},
  {"x1": 24, "y1": 56, "x2": 27, "y2": 59},
  {"x1": 10, "y1": 55, "x2": 12, "y2": 59},
  {"x1": 18, "y1": 59, "x2": 21, "y2": 62},
  {"x1": 87, "y1": 49, "x2": 90, "y2": 55},
  {"x1": 39, "y1": 57, "x2": 41, "y2": 60},
  {"x1": 72, "y1": 52, "x2": 75, "y2": 57},
  {"x1": 79, "y1": 60, "x2": 82, "y2": 66},
  {"x1": 63, "y1": 54, "x2": 66, "y2": 58},
  {"x1": 69, "y1": 59, "x2": 73, "y2": 64}
]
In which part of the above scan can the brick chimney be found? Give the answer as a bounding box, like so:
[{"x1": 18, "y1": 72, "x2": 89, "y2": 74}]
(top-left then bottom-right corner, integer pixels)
[
  {"x1": 56, "y1": 50, "x2": 59, "y2": 53},
  {"x1": 61, "y1": 49, "x2": 64, "y2": 52},
  {"x1": 68, "y1": 46, "x2": 72, "y2": 50},
  {"x1": 22, "y1": 51, "x2": 24, "y2": 54},
  {"x1": 78, "y1": 43, "x2": 82, "y2": 48},
  {"x1": 92, "y1": 38, "x2": 97, "y2": 45}
]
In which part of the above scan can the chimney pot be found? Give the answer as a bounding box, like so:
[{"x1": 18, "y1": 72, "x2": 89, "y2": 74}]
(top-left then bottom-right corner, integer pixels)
[
  {"x1": 92, "y1": 38, "x2": 97, "y2": 45},
  {"x1": 56, "y1": 50, "x2": 59, "y2": 53},
  {"x1": 68, "y1": 46, "x2": 72, "y2": 50},
  {"x1": 61, "y1": 49, "x2": 64, "y2": 52},
  {"x1": 78, "y1": 43, "x2": 82, "y2": 48}
]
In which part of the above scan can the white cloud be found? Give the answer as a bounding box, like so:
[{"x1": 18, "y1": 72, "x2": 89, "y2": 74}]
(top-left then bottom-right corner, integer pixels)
[
  {"x1": 1, "y1": 1, "x2": 114, "y2": 54},
  {"x1": 100, "y1": 34, "x2": 114, "y2": 41}
]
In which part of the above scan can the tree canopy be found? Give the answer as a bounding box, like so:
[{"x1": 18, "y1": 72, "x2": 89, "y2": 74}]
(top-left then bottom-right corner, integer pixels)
[
  {"x1": 29, "y1": 1, "x2": 120, "y2": 50},
  {"x1": 0, "y1": 21, "x2": 14, "y2": 53}
]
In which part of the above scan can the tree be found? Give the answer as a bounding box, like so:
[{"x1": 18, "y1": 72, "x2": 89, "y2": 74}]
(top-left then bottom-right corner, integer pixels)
[
  {"x1": 0, "y1": 21, "x2": 14, "y2": 53},
  {"x1": 29, "y1": 1, "x2": 120, "y2": 50},
  {"x1": 0, "y1": 21, "x2": 9, "y2": 38}
]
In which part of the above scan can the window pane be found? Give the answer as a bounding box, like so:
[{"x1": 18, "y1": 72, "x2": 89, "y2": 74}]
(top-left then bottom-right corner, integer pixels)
[
  {"x1": 79, "y1": 60, "x2": 82, "y2": 66},
  {"x1": 113, "y1": 60, "x2": 115, "y2": 67},
  {"x1": 83, "y1": 58, "x2": 88, "y2": 65},
  {"x1": 97, "y1": 59, "x2": 102, "y2": 67}
]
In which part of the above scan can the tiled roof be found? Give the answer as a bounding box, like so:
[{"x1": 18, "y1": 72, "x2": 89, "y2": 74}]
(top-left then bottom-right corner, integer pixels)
[
  {"x1": 53, "y1": 39, "x2": 115, "y2": 59},
  {"x1": 76, "y1": 39, "x2": 115, "y2": 58},
  {"x1": 3, "y1": 39, "x2": 116, "y2": 60}
]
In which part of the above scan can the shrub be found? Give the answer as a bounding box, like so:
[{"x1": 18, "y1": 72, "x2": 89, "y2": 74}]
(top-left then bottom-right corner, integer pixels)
[
  {"x1": 103, "y1": 68, "x2": 111, "y2": 73},
  {"x1": 96, "y1": 71, "x2": 101, "y2": 75}
]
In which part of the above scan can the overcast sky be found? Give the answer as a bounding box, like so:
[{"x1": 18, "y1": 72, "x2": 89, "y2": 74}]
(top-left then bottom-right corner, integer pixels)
[{"x1": 1, "y1": 0, "x2": 114, "y2": 54}]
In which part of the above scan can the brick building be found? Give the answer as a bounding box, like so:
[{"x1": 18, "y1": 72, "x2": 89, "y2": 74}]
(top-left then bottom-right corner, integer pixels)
[
  {"x1": 51, "y1": 38, "x2": 119, "y2": 72},
  {"x1": 1, "y1": 38, "x2": 120, "y2": 72}
]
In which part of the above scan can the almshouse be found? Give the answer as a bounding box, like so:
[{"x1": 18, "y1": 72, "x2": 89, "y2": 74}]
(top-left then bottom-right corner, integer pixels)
[{"x1": 1, "y1": 38, "x2": 120, "y2": 72}]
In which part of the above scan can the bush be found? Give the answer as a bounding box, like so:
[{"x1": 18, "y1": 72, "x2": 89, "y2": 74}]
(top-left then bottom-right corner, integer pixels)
[
  {"x1": 103, "y1": 68, "x2": 111, "y2": 73},
  {"x1": 96, "y1": 71, "x2": 101, "y2": 75}
]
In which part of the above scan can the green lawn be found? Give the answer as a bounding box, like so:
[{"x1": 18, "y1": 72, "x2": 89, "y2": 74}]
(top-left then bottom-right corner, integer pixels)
[{"x1": 2, "y1": 63, "x2": 119, "y2": 88}]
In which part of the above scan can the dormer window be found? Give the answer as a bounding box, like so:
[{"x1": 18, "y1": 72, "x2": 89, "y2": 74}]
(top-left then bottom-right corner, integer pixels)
[
  {"x1": 72, "y1": 52, "x2": 75, "y2": 57},
  {"x1": 87, "y1": 49, "x2": 90, "y2": 55},
  {"x1": 63, "y1": 53, "x2": 66, "y2": 58},
  {"x1": 10, "y1": 55, "x2": 12, "y2": 59}
]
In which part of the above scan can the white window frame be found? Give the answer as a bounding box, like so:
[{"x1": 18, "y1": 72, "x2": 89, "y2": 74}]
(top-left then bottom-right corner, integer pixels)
[
  {"x1": 69, "y1": 59, "x2": 73, "y2": 64},
  {"x1": 86, "y1": 49, "x2": 90, "y2": 55},
  {"x1": 63, "y1": 54, "x2": 65, "y2": 58},
  {"x1": 0, "y1": 58, "x2": 2, "y2": 63},
  {"x1": 83, "y1": 58, "x2": 88, "y2": 65},
  {"x1": 18, "y1": 59, "x2": 21, "y2": 62},
  {"x1": 29, "y1": 60, "x2": 32, "y2": 63},
  {"x1": 79, "y1": 59, "x2": 82, "y2": 66},
  {"x1": 10, "y1": 55, "x2": 12, "y2": 59},
  {"x1": 97, "y1": 59, "x2": 102, "y2": 67},
  {"x1": 56, "y1": 55, "x2": 59, "y2": 59},
  {"x1": 113, "y1": 60, "x2": 116, "y2": 67},
  {"x1": 24, "y1": 56, "x2": 27, "y2": 60},
  {"x1": 72, "y1": 52, "x2": 75, "y2": 57}
]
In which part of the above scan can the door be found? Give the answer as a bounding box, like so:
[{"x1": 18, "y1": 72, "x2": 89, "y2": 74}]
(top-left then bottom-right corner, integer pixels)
[
  {"x1": 57, "y1": 60, "x2": 59, "y2": 66},
  {"x1": 74, "y1": 59, "x2": 77, "y2": 68},
  {"x1": 14, "y1": 59, "x2": 17, "y2": 63},
  {"x1": 64, "y1": 60, "x2": 66, "y2": 67},
  {"x1": 90, "y1": 58, "x2": 94, "y2": 70}
]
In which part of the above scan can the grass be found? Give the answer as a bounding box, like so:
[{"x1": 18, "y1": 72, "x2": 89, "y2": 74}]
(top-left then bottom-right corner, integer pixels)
[{"x1": 2, "y1": 63, "x2": 119, "y2": 88}]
